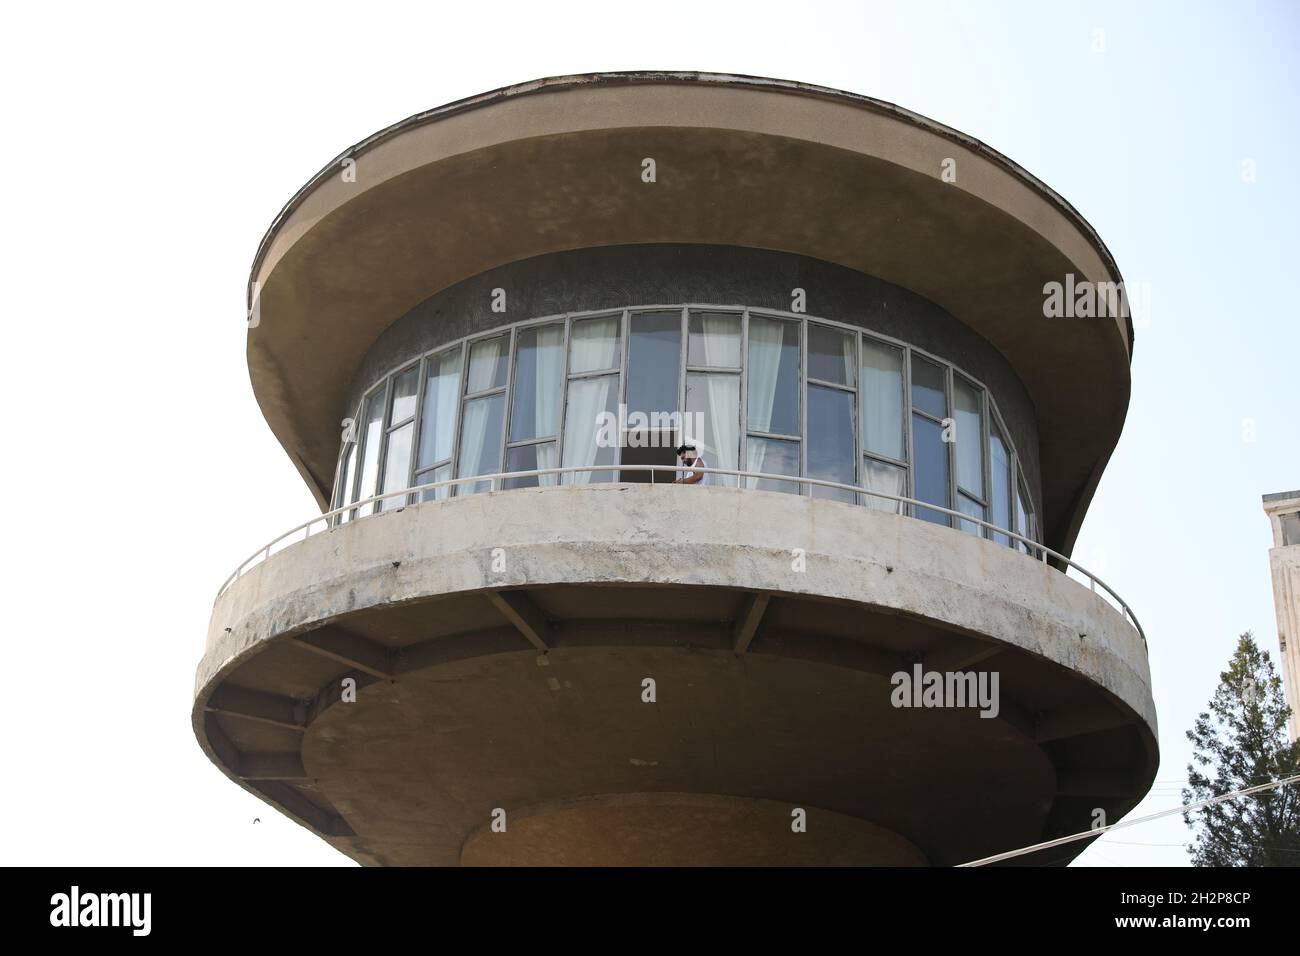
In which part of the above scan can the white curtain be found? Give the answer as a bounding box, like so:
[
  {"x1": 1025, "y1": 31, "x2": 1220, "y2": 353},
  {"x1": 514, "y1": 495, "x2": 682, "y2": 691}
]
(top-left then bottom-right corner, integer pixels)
[
  {"x1": 747, "y1": 316, "x2": 784, "y2": 433},
  {"x1": 954, "y1": 379, "x2": 983, "y2": 495},
  {"x1": 533, "y1": 324, "x2": 564, "y2": 438},
  {"x1": 563, "y1": 375, "x2": 616, "y2": 484},
  {"x1": 1015, "y1": 486, "x2": 1033, "y2": 553},
  {"x1": 989, "y1": 426, "x2": 1011, "y2": 544},
  {"x1": 862, "y1": 458, "x2": 906, "y2": 513},
  {"x1": 420, "y1": 463, "x2": 451, "y2": 502},
  {"x1": 689, "y1": 372, "x2": 738, "y2": 487},
  {"x1": 701, "y1": 313, "x2": 741, "y2": 368},
  {"x1": 570, "y1": 316, "x2": 620, "y2": 373},
  {"x1": 337, "y1": 444, "x2": 357, "y2": 522},
  {"x1": 744, "y1": 440, "x2": 767, "y2": 487},
  {"x1": 535, "y1": 440, "x2": 560, "y2": 487},
  {"x1": 707, "y1": 375, "x2": 739, "y2": 479},
  {"x1": 380, "y1": 423, "x2": 414, "y2": 510},
  {"x1": 466, "y1": 336, "x2": 504, "y2": 392},
  {"x1": 704, "y1": 320, "x2": 740, "y2": 485},
  {"x1": 432, "y1": 357, "x2": 461, "y2": 461},
  {"x1": 838, "y1": 329, "x2": 855, "y2": 385},
  {"x1": 861, "y1": 340, "x2": 903, "y2": 459},
  {"x1": 958, "y1": 495, "x2": 984, "y2": 536},
  {"x1": 458, "y1": 398, "x2": 491, "y2": 475},
  {"x1": 355, "y1": 392, "x2": 385, "y2": 515},
  {"x1": 420, "y1": 350, "x2": 461, "y2": 468},
  {"x1": 457, "y1": 395, "x2": 502, "y2": 494},
  {"x1": 689, "y1": 314, "x2": 740, "y2": 489}
]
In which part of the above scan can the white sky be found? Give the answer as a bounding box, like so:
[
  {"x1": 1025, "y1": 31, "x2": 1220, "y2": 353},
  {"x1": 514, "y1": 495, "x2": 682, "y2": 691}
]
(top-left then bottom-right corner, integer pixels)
[{"x1": 1, "y1": 0, "x2": 1295, "y2": 866}]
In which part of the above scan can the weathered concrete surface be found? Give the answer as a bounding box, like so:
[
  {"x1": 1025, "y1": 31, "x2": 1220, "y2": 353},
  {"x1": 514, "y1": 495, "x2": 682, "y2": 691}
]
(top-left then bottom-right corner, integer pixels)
[
  {"x1": 200, "y1": 485, "x2": 1154, "y2": 733},
  {"x1": 300, "y1": 644, "x2": 1057, "y2": 865},
  {"x1": 246, "y1": 72, "x2": 1133, "y2": 558},
  {"x1": 193, "y1": 485, "x2": 1157, "y2": 865},
  {"x1": 459, "y1": 793, "x2": 928, "y2": 866}
]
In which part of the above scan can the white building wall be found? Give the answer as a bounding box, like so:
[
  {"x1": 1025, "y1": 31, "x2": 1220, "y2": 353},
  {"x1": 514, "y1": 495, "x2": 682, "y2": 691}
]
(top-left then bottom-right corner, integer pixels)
[{"x1": 1263, "y1": 492, "x2": 1300, "y2": 741}]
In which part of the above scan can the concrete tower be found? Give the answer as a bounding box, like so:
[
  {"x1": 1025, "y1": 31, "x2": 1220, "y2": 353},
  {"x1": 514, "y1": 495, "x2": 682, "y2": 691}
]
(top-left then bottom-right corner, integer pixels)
[{"x1": 194, "y1": 73, "x2": 1156, "y2": 866}]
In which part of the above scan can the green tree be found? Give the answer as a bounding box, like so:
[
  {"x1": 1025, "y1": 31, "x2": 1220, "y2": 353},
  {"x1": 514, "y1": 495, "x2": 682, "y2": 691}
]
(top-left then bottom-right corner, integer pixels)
[{"x1": 1182, "y1": 632, "x2": 1300, "y2": 865}]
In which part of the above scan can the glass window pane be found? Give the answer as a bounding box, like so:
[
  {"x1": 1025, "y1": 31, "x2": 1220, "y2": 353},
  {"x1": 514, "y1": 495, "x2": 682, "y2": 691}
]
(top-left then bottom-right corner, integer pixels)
[
  {"x1": 911, "y1": 354, "x2": 947, "y2": 419},
  {"x1": 958, "y1": 492, "x2": 985, "y2": 536},
  {"x1": 685, "y1": 372, "x2": 740, "y2": 487},
  {"x1": 626, "y1": 310, "x2": 681, "y2": 425},
  {"x1": 861, "y1": 338, "x2": 904, "y2": 460},
  {"x1": 688, "y1": 311, "x2": 741, "y2": 368},
  {"x1": 745, "y1": 436, "x2": 800, "y2": 495},
  {"x1": 563, "y1": 374, "x2": 619, "y2": 484},
  {"x1": 746, "y1": 315, "x2": 800, "y2": 436},
  {"x1": 1282, "y1": 512, "x2": 1300, "y2": 547},
  {"x1": 390, "y1": 365, "x2": 419, "y2": 424},
  {"x1": 416, "y1": 463, "x2": 452, "y2": 502},
  {"x1": 418, "y1": 347, "x2": 462, "y2": 469},
  {"x1": 335, "y1": 442, "x2": 357, "y2": 522},
  {"x1": 954, "y1": 377, "x2": 984, "y2": 497},
  {"x1": 354, "y1": 387, "x2": 387, "y2": 515},
  {"x1": 808, "y1": 324, "x2": 854, "y2": 386},
  {"x1": 466, "y1": 335, "x2": 508, "y2": 392},
  {"x1": 807, "y1": 385, "x2": 855, "y2": 502},
  {"x1": 380, "y1": 422, "x2": 414, "y2": 510},
  {"x1": 569, "y1": 314, "x2": 621, "y2": 374},
  {"x1": 1016, "y1": 481, "x2": 1034, "y2": 553},
  {"x1": 504, "y1": 441, "x2": 560, "y2": 489},
  {"x1": 510, "y1": 324, "x2": 564, "y2": 441},
  {"x1": 989, "y1": 422, "x2": 1011, "y2": 546},
  {"x1": 912, "y1": 413, "x2": 950, "y2": 526},
  {"x1": 456, "y1": 393, "x2": 505, "y2": 495},
  {"x1": 862, "y1": 457, "x2": 906, "y2": 514}
]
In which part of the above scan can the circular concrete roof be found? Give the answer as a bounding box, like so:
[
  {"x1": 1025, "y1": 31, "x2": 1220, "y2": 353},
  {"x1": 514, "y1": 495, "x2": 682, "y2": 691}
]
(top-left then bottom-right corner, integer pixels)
[{"x1": 247, "y1": 71, "x2": 1134, "y2": 556}]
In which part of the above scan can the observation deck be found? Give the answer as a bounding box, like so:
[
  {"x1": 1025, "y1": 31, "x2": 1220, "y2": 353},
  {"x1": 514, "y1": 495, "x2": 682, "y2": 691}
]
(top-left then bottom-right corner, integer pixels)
[{"x1": 195, "y1": 468, "x2": 1155, "y2": 866}]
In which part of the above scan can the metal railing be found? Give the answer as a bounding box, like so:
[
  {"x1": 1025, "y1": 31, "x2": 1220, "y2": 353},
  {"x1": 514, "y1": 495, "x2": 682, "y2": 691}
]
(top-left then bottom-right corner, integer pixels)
[{"x1": 216, "y1": 464, "x2": 1146, "y2": 645}]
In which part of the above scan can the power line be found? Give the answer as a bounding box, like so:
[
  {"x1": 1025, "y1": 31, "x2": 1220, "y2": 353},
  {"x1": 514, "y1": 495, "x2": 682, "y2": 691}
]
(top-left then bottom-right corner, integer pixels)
[
  {"x1": 957, "y1": 773, "x2": 1300, "y2": 867},
  {"x1": 1098, "y1": 839, "x2": 1300, "y2": 852}
]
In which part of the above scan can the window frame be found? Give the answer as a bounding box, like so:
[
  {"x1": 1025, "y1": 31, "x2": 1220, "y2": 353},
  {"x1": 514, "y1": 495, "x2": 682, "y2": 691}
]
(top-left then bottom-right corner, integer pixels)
[
  {"x1": 503, "y1": 318, "x2": 567, "y2": 488},
  {"x1": 804, "y1": 321, "x2": 859, "y2": 500},
  {"x1": 560, "y1": 310, "x2": 626, "y2": 485},
  {"x1": 951, "y1": 370, "x2": 988, "y2": 535},
  {"x1": 329, "y1": 304, "x2": 1040, "y2": 545},
  {"x1": 685, "y1": 307, "x2": 743, "y2": 485},
  {"x1": 412, "y1": 342, "x2": 467, "y2": 501},
  {"x1": 744, "y1": 311, "x2": 804, "y2": 493},
  {"x1": 907, "y1": 352, "x2": 950, "y2": 526}
]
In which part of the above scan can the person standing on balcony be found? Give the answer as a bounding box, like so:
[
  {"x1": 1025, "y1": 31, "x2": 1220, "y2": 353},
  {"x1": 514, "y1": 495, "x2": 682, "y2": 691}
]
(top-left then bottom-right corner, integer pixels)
[{"x1": 674, "y1": 443, "x2": 709, "y2": 485}]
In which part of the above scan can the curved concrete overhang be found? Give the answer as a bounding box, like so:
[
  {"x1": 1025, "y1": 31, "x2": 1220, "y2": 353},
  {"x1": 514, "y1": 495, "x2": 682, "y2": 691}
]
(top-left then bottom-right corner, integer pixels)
[
  {"x1": 248, "y1": 72, "x2": 1134, "y2": 557},
  {"x1": 194, "y1": 485, "x2": 1156, "y2": 865}
]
